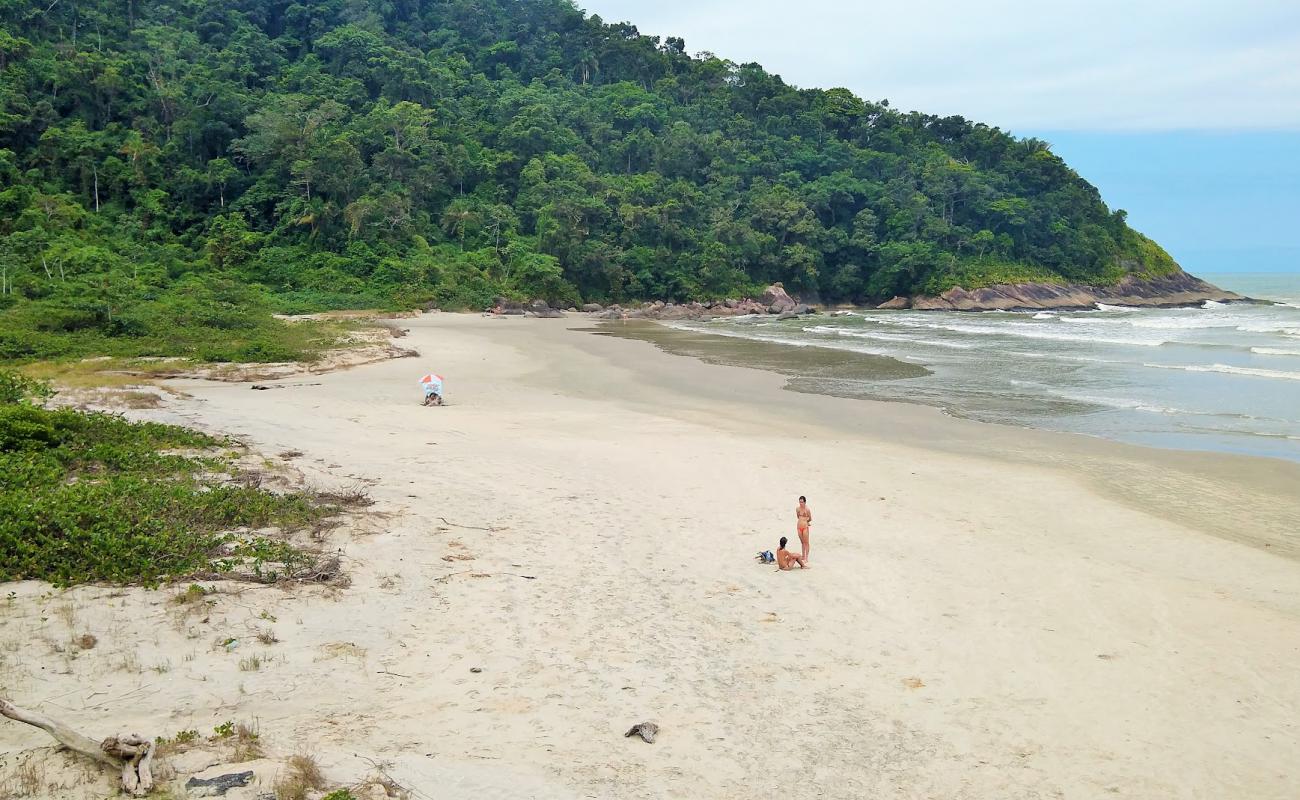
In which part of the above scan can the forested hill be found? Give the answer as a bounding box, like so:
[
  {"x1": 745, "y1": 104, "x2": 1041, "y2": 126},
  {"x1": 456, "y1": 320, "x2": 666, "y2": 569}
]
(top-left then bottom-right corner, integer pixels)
[{"x1": 1, "y1": 0, "x2": 1181, "y2": 357}]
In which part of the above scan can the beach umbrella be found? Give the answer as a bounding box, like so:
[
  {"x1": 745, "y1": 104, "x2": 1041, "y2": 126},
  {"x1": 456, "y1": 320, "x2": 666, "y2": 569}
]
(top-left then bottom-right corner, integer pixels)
[{"x1": 419, "y1": 373, "x2": 444, "y2": 395}]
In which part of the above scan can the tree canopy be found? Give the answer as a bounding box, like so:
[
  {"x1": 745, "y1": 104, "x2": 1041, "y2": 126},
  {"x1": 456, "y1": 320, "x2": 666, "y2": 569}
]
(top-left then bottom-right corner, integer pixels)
[{"x1": 0, "y1": 0, "x2": 1179, "y2": 358}]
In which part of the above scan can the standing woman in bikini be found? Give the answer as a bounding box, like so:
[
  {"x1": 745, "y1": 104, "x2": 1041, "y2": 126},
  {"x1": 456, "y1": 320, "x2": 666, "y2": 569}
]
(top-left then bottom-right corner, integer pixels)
[{"x1": 796, "y1": 495, "x2": 812, "y2": 564}]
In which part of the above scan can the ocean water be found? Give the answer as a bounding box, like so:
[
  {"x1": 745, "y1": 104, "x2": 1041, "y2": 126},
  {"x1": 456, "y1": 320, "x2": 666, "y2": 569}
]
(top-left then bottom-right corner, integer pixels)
[{"x1": 669, "y1": 272, "x2": 1300, "y2": 462}]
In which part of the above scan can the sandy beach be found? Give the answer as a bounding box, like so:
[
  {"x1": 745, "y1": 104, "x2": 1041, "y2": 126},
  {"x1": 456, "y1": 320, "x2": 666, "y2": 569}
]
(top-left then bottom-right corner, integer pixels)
[{"x1": 3, "y1": 313, "x2": 1299, "y2": 799}]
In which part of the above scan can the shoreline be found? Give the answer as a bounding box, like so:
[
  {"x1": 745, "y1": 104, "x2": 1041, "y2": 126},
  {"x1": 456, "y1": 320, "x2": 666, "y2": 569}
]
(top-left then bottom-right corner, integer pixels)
[
  {"x1": 588, "y1": 316, "x2": 1300, "y2": 557},
  {"x1": 3, "y1": 313, "x2": 1298, "y2": 798}
]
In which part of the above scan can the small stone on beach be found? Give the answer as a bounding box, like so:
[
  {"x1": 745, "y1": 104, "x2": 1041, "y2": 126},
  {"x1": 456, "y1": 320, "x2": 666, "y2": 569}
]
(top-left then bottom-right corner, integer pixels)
[{"x1": 624, "y1": 721, "x2": 659, "y2": 743}]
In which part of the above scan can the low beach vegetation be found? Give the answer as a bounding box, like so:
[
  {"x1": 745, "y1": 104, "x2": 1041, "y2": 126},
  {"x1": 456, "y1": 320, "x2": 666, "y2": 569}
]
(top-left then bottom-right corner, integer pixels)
[
  {"x1": 0, "y1": 371, "x2": 339, "y2": 586},
  {"x1": 273, "y1": 754, "x2": 328, "y2": 800},
  {"x1": 0, "y1": 278, "x2": 353, "y2": 365}
]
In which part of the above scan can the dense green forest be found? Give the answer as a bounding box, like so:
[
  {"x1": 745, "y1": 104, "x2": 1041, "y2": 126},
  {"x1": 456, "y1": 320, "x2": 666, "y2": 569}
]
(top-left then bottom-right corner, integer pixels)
[{"x1": 0, "y1": 0, "x2": 1179, "y2": 361}]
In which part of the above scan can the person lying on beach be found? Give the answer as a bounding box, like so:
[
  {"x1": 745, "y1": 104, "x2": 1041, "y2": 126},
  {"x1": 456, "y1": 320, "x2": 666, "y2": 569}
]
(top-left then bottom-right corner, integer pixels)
[{"x1": 776, "y1": 536, "x2": 807, "y2": 570}]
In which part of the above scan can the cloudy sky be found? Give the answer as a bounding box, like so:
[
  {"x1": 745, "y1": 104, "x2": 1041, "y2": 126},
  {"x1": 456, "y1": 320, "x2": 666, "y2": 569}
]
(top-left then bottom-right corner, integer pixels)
[{"x1": 584, "y1": 0, "x2": 1300, "y2": 273}]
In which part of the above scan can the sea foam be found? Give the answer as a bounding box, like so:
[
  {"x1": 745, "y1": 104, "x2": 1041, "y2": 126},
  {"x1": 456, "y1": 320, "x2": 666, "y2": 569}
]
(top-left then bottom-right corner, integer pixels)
[{"x1": 1144, "y1": 363, "x2": 1300, "y2": 381}]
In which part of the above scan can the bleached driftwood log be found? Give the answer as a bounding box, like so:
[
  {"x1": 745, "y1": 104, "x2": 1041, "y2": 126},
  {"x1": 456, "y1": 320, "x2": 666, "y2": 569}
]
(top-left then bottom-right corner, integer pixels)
[
  {"x1": 1, "y1": 698, "x2": 154, "y2": 796},
  {"x1": 103, "y1": 734, "x2": 155, "y2": 796}
]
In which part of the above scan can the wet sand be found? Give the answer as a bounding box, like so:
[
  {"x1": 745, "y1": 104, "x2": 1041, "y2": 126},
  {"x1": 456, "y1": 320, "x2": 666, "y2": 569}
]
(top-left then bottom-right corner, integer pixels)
[{"x1": 595, "y1": 318, "x2": 1300, "y2": 559}]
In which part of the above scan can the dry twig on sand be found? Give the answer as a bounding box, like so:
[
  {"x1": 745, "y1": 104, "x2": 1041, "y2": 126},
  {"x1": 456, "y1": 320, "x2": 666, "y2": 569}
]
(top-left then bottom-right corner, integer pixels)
[
  {"x1": 0, "y1": 698, "x2": 154, "y2": 796},
  {"x1": 432, "y1": 571, "x2": 535, "y2": 583},
  {"x1": 437, "y1": 516, "x2": 508, "y2": 532}
]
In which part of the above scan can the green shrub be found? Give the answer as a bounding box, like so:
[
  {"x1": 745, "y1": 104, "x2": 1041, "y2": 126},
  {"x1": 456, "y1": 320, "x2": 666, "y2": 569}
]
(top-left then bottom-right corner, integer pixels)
[
  {"x1": 0, "y1": 370, "x2": 52, "y2": 404},
  {"x1": 0, "y1": 403, "x2": 337, "y2": 586},
  {"x1": 921, "y1": 260, "x2": 1068, "y2": 294}
]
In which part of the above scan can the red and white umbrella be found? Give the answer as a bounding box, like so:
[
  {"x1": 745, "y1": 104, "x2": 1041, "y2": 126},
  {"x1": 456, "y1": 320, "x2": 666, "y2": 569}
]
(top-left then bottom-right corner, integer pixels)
[{"x1": 419, "y1": 373, "x2": 444, "y2": 394}]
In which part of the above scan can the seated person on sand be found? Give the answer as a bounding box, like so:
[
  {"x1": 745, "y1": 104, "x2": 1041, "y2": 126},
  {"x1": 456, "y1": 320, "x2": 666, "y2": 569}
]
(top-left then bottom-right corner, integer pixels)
[{"x1": 776, "y1": 536, "x2": 807, "y2": 570}]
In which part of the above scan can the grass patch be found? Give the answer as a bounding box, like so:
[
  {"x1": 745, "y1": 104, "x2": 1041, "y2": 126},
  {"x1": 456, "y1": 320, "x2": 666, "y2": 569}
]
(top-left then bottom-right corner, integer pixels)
[
  {"x1": 231, "y1": 722, "x2": 264, "y2": 762},
  {"x1": 210, "y1": 719, "x2": 262, "y2": 760},
  {"x1": 14, "y1": 359, "x2": 163, "y2": 390},
  {"x1": 0, "y1": 371, "x2": 339, "y2": 586},
  {"x1": 274, "y1": 754, "x2": 327, "y2": 800},
  {"x1": 173, "y1": 583, "x2": 210, "y2": 604},
  {"x1": 153, "y1": 728, "x2": 200, "y2": 757},
  {"x1": 10, "y1": 314, "x2": 358, "y2": 391}
]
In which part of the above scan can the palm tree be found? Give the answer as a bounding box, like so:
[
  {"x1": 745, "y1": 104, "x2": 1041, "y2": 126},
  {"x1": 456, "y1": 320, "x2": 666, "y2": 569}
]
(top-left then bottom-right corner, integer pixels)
[
  {"x1": 118, "y1": 133, "x2": 159, "y2": 183},
  {"x1": 574, "y1": 49, "x2": 599, "y2": 86},
  {"x1": 441, "y1": 201, "x2": 479, "y2": 250},
  {"x1": 1022, "y1": 137, "x2": 1052, "y2": 155}
]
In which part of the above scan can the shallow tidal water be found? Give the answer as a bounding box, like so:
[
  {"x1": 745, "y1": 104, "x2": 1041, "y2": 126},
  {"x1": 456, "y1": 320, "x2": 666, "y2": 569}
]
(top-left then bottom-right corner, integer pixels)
[{"x1": 611, "y1": 272, "x2": 1300, "y2": 463}]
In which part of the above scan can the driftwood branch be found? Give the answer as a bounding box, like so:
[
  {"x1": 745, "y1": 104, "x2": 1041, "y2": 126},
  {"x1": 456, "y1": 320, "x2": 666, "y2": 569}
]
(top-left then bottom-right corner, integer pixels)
[
  {"x1": 0, "y1": 698, "x2": 116, "y2": 767},
  {"x1": 1, "y1": 698, "x2": 154, "y2": 796},
  {"x1": 437, "y1": 516, "x2": 507, "y2": 532},
  {"x1": 433, "y1": 571, "x2": 536, "y2": 583}
]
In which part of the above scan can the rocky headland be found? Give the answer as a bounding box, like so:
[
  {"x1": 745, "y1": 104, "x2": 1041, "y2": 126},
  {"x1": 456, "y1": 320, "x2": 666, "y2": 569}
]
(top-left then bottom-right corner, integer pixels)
[
  {"x1": 490, "y1": 272, "x2": 1246, "y2": 321},
  {"x1": 877, "y1": 272, "x2": 1244, "y2": 312}
]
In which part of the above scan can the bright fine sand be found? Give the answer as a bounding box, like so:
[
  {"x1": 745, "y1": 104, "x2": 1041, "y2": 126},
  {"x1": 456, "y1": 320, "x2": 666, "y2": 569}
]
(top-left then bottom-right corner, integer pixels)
[{"x1": 3, "y1": 313, "x2": 1299, "y2": 799}]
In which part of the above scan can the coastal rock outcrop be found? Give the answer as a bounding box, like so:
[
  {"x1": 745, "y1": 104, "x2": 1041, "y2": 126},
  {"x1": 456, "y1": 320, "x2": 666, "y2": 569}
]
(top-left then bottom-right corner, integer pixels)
[
  {"x1": 760, "y1": 283, "x2": 797, "y2": 313},
  {"x1": 577, "y1": 274, "x2": 1238, "y2": 319},
  {"x1": 589, "y1": 295, "x2": 817, "y2": 321},
  {"x1": 586, "y1": 284, "x2": 817, "y2": 321},
  {"x1": 527, "y1": 299, "x2": 565, "y2": 318},
  {"x1": 879, "y1": 272, "x2": 1243, "y2": 312}
]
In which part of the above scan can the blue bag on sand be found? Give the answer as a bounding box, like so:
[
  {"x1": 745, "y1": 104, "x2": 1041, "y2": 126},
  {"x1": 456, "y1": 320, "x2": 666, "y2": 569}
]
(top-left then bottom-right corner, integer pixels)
[{"x1": 756, "y1": 550, "x2": 775, "y2": 564}]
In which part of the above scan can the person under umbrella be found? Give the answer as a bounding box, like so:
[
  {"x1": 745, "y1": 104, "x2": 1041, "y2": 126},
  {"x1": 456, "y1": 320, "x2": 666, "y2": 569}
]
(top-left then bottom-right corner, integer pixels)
[{"x1": 420, "y1": 373, "x2": 444, "y2": 406}]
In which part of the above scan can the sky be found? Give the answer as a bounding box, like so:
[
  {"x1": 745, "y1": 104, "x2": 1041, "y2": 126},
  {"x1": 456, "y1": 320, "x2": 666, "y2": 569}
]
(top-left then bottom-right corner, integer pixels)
[{"x1": 583, "y1": 0, "x2": 1300, "y2": 273}]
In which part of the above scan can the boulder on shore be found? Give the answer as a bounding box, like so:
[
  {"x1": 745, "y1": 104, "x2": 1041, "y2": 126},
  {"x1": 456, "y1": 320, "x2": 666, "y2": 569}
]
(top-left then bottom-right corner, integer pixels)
[
  {"x1": 581, "y1": 303, "x2": 604, "y2": 312},
  {"x1": 760, "y1": 283, "x2": 796, "y2": 314},
  {"x1": 527, "y1": 299, "x2": 565, "y2": 318}
]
